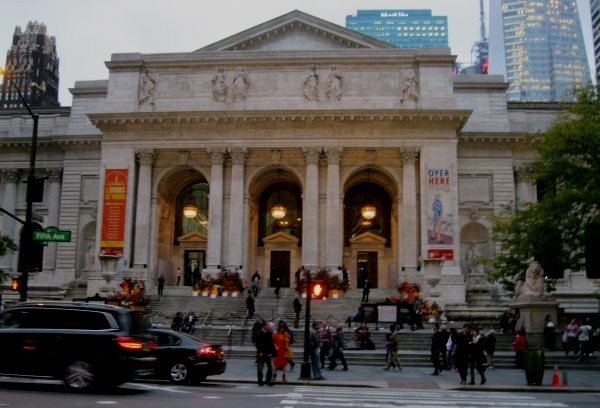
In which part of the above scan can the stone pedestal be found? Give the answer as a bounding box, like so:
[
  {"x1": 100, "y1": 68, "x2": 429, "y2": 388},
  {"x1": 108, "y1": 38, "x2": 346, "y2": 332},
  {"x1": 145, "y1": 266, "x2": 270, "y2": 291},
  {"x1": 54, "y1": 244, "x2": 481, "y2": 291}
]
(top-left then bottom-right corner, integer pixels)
[{"x1": 512, "y1": 296, "x2": 558, "y2": 334}]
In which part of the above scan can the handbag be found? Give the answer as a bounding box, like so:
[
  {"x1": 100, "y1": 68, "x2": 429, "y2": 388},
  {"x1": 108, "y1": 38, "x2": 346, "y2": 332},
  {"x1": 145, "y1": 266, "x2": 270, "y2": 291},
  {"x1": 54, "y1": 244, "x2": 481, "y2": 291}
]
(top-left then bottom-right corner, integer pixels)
[{"x1": 285, "y1": 348, "x2": 295, "y2": 360}]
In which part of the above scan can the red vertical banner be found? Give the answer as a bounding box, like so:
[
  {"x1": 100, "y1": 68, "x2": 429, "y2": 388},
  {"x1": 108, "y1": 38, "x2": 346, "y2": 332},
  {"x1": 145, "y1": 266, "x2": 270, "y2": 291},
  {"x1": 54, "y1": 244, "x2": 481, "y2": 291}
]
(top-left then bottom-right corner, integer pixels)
[{"x1": 100, "y1": 169, "x2": 128, "y2": 256}]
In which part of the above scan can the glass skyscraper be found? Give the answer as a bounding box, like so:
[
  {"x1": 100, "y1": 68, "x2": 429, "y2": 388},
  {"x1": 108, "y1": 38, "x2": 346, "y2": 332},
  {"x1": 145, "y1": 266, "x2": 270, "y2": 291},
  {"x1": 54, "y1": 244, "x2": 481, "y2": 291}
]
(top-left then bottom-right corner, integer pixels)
[
  {"x1": 592, "y1": 0, "x2": 600, "y2": 83},
  {"x1": 489, "y1": 0, "x2": 591, "y2": 102},
  {"x1": 346, "y1": 10, "x2": 448, "y2": 49}
]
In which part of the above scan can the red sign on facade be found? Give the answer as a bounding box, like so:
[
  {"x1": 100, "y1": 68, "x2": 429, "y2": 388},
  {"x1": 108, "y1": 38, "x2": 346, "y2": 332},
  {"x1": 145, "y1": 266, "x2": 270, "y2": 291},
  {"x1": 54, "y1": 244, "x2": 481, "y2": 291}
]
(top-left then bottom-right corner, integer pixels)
[
  {"x1": 427, "y1": 248, "x2": 454, "y2": 261},
  {"x1": 100, "y1": 169, "x2": 128, "y2": 256}
]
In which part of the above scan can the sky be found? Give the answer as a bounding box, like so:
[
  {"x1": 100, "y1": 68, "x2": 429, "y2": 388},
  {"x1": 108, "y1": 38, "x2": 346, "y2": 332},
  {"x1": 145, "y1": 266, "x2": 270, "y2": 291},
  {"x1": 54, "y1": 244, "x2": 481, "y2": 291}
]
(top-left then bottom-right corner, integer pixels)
[{"x1": 0, "y1": 0, "x2": 594, "y2": 106}]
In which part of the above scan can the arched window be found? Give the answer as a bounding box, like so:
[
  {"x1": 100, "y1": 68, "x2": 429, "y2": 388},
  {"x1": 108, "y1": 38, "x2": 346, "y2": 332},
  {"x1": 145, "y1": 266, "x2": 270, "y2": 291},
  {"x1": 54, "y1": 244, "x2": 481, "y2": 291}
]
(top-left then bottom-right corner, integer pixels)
[
  {"x1": 174, "y1": 182, "x2": 209, "y2": 244},
  {"x1": 344, "y1": 182, "x2": 391, "y2": 247},
  {"x1": 258, "y1": 182, "x2": 302, "y2": 246}
]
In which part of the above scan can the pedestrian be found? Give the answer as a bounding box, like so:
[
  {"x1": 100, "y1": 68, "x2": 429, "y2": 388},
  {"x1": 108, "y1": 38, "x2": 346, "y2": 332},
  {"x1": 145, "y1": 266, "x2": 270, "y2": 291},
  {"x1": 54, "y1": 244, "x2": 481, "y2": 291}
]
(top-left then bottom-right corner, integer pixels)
[
  {"x1": 513, "y1": 327, "x2": 527, "y2": 369},
  {"x1": 468, "y1": 327, "x2": 487, "y2": 385},
  {"x1": 183, "y1": 311, "x2": 197, "y2": 335},
  {"x1": 430, "y1": 323, "x2": 445, "y2": 375},
  {"x1": 452, "y1": 324, "x2": 472, "y2": 384},
  {"x1": 246, "y1": 290, "x2": 255, "y2": 319},
  {"x1": 293, "y1": 295, "x2": 302, "y2": 328},
  {"x1": 439, "y1": 325, "x2": 451, "y2": 370},
  {"x1": 384, "y1": 324, "x2": 401, "y2": 370},
  {"x1": 355, "y1": 322, "x2": 374, "y2": 350},
  {"x1": 171, "y1": 311, "x2": 183, "y2": 331},
  {"x1": 328, "y1": 325, "x2": 348, "y2": 371},
  {"x1": 272, "y1": 320, "x2": 291, "y2": 382},
  {"x1": 255, "y1": 321, "x2": 276, "y2": 386},
  {"x1": 578, "y1": 318, "x2": 593, "y2": 362},
  {"x1": 543, "y1": 314, "x2": 556, "y2": 351},
  {"x1": 176, "y1": 267, "x2": 182, "y2": 286},
  {"x1": 564, "y1": 318, "x2": 580, "y2": 356},
  {"x1": 361, "y1": 279, "x2": 370, "y2": 303},
  {"x1": 251, "y1": 316, "x2": 264, "y2": 344},
  {"x1": 295, "y1": 266, "x2": 302, "y2": 291},
  {"x1": 411, "y1": 298, "x2": 424, "y2": 330},
  {"x1": 446, "y1": 327, "x2": 458, "y2": 371},
  {"x1": 484, "y1": 329, "x2": 496, "y2": 369},
  {"x1": 157, "y1": 273, "x2": 165, "y2": 296},
  {"x1": 309, "y1": 322, "x2": 326, "y2": 380},
  {"x1": 274, "y1": 276, "x2": 281, "y2": 298},
  {"x1": 284, "y1": 322, "x2": 296, "y2": 370},
  {"x1": 319, "y1": 321, "x2": 334, "y2": 369},
  {"x1": 251, "y1": 271, "x2": 261, "y2": 296}
]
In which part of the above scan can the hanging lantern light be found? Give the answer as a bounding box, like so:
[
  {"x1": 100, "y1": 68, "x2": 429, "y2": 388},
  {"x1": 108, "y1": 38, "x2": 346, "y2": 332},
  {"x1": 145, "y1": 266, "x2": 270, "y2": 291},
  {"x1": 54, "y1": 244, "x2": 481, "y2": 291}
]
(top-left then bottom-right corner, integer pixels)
[
  {"x1": 271, "y1": 169, "x2": 287, "y2": 220},
  {"x1": 183, "y1": 203, "x2": 198, "y2": 219},
  {"x1": 361, "y1": 204, "x2": 376, "y2": 220}
]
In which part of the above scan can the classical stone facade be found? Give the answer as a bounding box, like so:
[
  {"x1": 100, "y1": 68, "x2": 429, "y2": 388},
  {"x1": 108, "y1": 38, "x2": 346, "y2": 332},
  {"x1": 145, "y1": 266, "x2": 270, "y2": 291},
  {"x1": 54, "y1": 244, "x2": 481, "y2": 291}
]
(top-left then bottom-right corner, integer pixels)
[{"x1": 1, "y1": 11, "x2": 598, "y2": 311}]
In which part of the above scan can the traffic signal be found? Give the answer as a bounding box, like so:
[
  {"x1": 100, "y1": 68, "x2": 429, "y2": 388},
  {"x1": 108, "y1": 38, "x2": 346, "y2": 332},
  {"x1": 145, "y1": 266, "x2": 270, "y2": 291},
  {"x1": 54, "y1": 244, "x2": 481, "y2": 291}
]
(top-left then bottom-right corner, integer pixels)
[{"x1": 11, "y1": 277, "x2": 20, "y2": 291}]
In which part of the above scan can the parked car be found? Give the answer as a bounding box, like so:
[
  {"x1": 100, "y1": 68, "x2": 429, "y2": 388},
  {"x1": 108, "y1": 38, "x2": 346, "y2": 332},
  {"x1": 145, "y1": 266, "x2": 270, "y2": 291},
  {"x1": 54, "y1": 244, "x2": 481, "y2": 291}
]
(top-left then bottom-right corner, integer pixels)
[
  {"x1": 148, "y1": 327, "x2": 226, "y2": 384},
  {"x1": 0, "y1": 301, "x2": 156, "y2": 390}
]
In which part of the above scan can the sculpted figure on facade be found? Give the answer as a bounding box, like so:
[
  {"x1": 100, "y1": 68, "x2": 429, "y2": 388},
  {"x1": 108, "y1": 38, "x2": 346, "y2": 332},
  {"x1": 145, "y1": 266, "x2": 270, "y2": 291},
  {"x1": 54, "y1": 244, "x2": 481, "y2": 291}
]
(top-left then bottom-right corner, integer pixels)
[
  {"x1": 400, "y1": 69, "x2": 418, "y2": 104},
  {"x1": 138, "y1": 69, "x2": 157, "y2": 105},
  {"x1": 232, "y1": 69, "x2": 250, "y2": 102},
  {"x1": 212, "y1": 67, "x2": 228, "y2": 102},
  {"x1": 303, "y1": 65, "x2": 319, "y2": 101},
  {"x1": 326, "y1": 65, "x2": 342, "y2": 101},
  {"x1": 514, "y1": 259, "x2": 545, "y2": 299}
]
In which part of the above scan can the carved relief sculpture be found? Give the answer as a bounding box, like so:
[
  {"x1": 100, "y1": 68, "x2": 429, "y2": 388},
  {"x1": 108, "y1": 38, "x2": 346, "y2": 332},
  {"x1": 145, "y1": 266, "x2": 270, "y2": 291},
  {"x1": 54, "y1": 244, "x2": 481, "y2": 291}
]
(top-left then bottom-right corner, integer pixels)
[
  {"x1": 514, "y1": 259, "x2": 545, "y2": 299},
  {"x1": 400, "y1": 69, "x2": 418, "y2": 104},
  {"x1": 326, "y1": 65, "x2": 342, "y2": 101},
  {"x1": 138, "y1": 69, "x2": 157, "y2": 105},
  {"x1": 303, "y1": 65, "x2": 319, "y2": 101},
  {"x1": 232, "y1": 68, "x2": 250, "y2": 102},
  {"x1": 212, "y1": 67, "x2": 228, "y2": 102}
]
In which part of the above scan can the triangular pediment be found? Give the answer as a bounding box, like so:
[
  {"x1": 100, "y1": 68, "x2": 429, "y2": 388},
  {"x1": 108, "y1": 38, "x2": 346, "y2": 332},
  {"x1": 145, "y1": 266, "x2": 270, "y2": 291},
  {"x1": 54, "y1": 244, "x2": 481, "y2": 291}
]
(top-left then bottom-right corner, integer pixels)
[
  {"x1": 197, "y1": 10, "x2": 396, "y2": 52},
  {"x1": 177, "y1": 231, "x2": 208, "y2": 243},
  {"x1": 263, "y1": 231, "x2": 299, "y2": 244},
  {"x1": 349, "y1": 232, "x2": 387, "y2": 244}
]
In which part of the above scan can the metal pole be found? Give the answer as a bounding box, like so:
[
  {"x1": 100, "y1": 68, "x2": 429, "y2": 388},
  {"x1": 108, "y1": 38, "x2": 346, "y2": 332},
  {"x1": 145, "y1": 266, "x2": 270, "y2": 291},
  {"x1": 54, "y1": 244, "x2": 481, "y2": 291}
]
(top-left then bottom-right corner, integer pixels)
[
  {"x1": 4, "y1": 73, "x2": 38, "y2": 302},
  {"x1": 299, "y1": 271, "x2": 312, "y2": 379}
]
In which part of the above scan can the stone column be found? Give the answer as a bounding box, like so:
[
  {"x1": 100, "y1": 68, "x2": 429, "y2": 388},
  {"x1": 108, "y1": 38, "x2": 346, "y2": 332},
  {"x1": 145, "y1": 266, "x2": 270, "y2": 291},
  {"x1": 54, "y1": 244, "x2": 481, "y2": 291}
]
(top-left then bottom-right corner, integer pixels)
[
  {"x1": 400, "y1": 148, "x2": 419, "y2": 272},
  {"x1": 325, "y1": 148, "x2": 343, "y2": 271},
  {"x1": 515, "y1": 166, "x2": 536, "y2": 205},
  {"x1": 0, "y1": 169, "x2": 20, "y2": 271},
  {"x1": 302, "y1": 147, "x2": 320, "y2": 270},
  {"x1": 205, "y1": 147, "x2": 225, "y2": 273},
  {"x1": 43, "y1": 168, "x2": 63, "y2": 270},
  {"x1": 132, "y1": 149, "x2": 154, "y2": 271},
  {"x1": 227, "y1": 147, "x2": 247, "y2": 270}
]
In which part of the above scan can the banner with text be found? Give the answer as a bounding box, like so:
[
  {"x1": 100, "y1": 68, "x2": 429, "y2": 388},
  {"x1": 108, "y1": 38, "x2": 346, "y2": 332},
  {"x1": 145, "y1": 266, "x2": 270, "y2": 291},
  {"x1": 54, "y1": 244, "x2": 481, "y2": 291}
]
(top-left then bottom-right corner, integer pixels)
[
  {"x1": 100, "y1": 169, "x2": 128, "y2": 256},
  {"x1": 426, "y1": 167, "x2": 454, "y2": 260}
]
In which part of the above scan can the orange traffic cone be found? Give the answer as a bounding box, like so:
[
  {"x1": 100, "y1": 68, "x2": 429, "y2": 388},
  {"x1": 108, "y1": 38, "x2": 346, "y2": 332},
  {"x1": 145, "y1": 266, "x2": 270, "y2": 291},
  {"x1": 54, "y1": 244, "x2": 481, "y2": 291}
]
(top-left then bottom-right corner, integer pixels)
[{"x1": 551, "y1": 364, "x2": 563, "y2": 387}]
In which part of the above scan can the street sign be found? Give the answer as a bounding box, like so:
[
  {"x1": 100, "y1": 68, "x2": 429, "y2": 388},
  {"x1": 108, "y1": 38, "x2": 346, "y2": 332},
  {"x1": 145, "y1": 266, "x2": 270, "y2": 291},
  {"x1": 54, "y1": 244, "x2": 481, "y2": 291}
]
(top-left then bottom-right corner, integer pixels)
[{"x1": 32, "y1": 226, "x2": 71, "y2": 242}]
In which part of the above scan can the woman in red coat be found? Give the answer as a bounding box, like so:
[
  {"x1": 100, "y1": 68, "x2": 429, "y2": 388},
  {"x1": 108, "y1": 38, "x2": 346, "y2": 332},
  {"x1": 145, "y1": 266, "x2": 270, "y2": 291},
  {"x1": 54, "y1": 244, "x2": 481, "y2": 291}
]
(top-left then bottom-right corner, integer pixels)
[
  {"x1": 272, "y1": 320, "x2": 291, "y2": 382},
  {"x1": 512, "y1": 327, "x2": 528, "y2": 369}
]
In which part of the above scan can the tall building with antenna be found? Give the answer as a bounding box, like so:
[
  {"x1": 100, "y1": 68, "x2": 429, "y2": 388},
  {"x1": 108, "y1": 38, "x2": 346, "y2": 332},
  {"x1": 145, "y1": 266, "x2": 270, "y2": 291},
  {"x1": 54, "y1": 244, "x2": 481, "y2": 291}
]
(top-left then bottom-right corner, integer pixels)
[
  {"x1": 489, "y1": 0, "x2": 591, "y2": 102},
  {"x1": 0, "y1": 21, "x2": 60, "y2": 109},
  {"x1": 459, "y1": 0, "x2": 489, "y2": 75}
]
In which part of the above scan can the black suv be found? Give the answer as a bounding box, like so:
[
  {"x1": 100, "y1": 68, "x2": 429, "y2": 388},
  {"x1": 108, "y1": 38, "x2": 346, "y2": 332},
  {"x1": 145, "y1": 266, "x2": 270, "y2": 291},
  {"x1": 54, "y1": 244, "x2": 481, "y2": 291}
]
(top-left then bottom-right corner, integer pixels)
[{"x1": 0, "y1": 301, "x2": 156, "y2": 390}]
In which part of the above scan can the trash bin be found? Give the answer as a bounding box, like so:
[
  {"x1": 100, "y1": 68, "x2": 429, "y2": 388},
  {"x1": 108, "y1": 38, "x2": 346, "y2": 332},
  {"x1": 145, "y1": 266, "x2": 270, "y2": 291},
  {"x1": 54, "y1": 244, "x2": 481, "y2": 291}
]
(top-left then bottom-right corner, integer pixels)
[{"x1": 524, "y1": 349, "x2": 545, "y2": 385}]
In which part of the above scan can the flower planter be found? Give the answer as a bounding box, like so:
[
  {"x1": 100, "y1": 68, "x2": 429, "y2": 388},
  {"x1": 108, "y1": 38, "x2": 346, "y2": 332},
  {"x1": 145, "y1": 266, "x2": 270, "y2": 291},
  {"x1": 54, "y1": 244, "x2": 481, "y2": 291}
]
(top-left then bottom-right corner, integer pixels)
[
  {"x1": 201, "y1": 291, "x2": 209, "y2": 297},
  {"x1": 192, "y1": 291, "x2": 199, "y2": 297},
  {"x1": 222, "y1": 291, "x2": 229, "y2": 297},
  {"x1": 231, "y1": 291, "x2": 240, "y2": 297},
  {"x1": 329, "y1": 289, "x2": 344, "y2": 299}
]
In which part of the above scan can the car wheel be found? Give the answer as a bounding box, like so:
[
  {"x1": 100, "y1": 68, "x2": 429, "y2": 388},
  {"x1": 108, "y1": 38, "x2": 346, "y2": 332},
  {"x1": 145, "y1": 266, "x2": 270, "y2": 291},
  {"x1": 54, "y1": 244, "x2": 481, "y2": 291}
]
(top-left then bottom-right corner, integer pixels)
[
  {"x1": 168, "y1": 361, "x2": 191, "y2": 384},
  {"x1": 64, "y1": 360, "x2": 95, "y2": 390}
]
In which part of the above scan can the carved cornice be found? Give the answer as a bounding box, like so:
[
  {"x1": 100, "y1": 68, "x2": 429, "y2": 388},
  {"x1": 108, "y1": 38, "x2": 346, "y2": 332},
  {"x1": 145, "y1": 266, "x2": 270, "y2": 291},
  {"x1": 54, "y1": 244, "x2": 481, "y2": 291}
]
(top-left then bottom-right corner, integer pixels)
[
  {"x1": 89, "y1": 109, "x2": 471, "y2": 132},
  {"x1": 0, "y1": 137, "x2": 101, "y2": 148}
]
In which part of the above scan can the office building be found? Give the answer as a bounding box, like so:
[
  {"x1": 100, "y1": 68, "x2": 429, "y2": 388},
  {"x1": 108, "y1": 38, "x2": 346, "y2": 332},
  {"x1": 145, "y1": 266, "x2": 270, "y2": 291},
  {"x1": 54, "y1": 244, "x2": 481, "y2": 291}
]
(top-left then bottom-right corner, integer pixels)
[
  {"x1": 0, "y1": 21, "x2": 60, "y2": 109},
  {"x1": 489, "y1": 0, "x2": 591, "y2": 101},
  {"x1": 346, "y1": 9, "x2": 448, "y2": 49},
  {"x1": 592, "y1": 0, "x2": 600, "y2": 82}
]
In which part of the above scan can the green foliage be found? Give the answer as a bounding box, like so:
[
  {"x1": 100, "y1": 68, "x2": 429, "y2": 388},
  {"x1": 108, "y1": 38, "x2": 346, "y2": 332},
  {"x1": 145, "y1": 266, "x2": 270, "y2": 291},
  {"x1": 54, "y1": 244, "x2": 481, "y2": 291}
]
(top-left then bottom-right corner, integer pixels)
[
  {"x1": 0, "y1": 235, "x2": 18, "y2": 281},
  {"x1": 489, "y1": 85, "x2": 600, "y2": 290}
]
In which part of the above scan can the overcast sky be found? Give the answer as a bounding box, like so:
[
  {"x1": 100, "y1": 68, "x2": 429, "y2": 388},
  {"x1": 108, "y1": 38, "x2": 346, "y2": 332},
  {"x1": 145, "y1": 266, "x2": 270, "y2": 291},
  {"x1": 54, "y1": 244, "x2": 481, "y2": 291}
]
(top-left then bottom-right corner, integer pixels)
[{"x1": 1, "y1": 0, "x2": 594, "y2": 106}]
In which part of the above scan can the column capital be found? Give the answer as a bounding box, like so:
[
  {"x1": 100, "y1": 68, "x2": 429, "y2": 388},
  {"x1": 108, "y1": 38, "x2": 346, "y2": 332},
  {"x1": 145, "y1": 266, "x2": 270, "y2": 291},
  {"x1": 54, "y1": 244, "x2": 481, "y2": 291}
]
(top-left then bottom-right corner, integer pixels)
[
  {"x1": 46, "y1": 168, "x2": 63, "y2": 181},
  {"x1": 325, "y1": 147, "x2": 343, "y2": 164},
  {"x1": 0, "y1": 168, "x2": 21, "y2": 182},
  {"x1": 399, "y1": 147, "x2": 419, "y2": 164},
  {"x1": 229, "y1": 147, "x2": 247, "y2": 165},
  {"x1": 136, "y1": 149, "x2": 155, "y2": 165},
  {"x1": 302, "y1": 147, "x2": 321, "y2": 165},
  {"x1": 514, "y1": 165, "x2": 532, "y2": 181},
  {"x1": 207, "y1": 147, "x2": 227, "y2": 164}
]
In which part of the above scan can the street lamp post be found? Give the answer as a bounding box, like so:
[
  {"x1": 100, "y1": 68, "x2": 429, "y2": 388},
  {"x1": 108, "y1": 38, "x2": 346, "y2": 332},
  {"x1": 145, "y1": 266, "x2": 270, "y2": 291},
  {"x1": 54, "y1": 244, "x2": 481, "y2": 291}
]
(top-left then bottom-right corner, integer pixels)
[
  {"x1": 1, "y1": 67, "x2": 39, "y2": 302},
  {"x1": 299, "y1": 270, "x2": 312, "y2": 380}
]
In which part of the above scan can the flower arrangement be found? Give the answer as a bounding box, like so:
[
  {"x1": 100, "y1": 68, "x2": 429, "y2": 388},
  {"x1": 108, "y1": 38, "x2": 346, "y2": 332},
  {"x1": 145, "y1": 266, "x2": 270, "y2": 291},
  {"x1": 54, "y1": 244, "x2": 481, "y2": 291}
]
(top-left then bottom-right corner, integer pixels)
[
  {"x1": 397, "y1": 281, "x2": 421, "y2": 301},
  {"x1": 298, "y1": 268, "x2": 349, "y2": 293},
  {"x1": 110, "y1": 277, "x2": 151, "y2": 307}
]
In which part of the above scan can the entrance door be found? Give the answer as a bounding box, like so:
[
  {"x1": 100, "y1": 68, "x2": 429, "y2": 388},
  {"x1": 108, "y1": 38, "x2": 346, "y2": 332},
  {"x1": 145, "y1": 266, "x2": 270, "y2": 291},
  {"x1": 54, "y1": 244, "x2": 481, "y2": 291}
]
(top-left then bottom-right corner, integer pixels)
[
  {"x1": 184, "y1": 250, "x2": 205, "y2": 286},
  {"x1": 270, "y1": 251, "x2": 290, "y2": 287},
  {"x1": 357, "y1": 251, "x2": 378, "y2": 288}
]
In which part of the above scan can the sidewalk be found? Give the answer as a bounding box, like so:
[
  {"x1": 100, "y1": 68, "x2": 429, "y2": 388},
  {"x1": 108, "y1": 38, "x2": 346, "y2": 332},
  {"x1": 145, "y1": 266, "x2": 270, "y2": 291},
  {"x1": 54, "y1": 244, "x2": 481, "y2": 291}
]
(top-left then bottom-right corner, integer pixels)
[{"x1": 212, "y1": 357, "x2": 600, "y2": 392}]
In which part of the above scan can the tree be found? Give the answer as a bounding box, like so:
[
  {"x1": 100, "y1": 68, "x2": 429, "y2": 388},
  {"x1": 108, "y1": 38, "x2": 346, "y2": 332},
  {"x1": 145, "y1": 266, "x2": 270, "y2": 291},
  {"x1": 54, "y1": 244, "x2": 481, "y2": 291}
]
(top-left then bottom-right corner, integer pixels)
[
  {"x1": 489, "y1": 85, "x2": 600, "y2": 290},
  {"x1": 0, "y1": 235, "x2": 18, "y2": 282}
]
